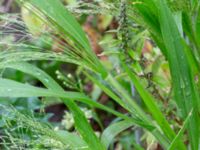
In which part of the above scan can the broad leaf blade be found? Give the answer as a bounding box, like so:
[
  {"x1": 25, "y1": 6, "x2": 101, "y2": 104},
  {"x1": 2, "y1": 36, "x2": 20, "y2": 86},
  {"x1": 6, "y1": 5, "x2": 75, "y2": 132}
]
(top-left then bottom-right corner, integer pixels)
[{"x1": 157, "y1": 0, "x2": 200, "y2": 149}]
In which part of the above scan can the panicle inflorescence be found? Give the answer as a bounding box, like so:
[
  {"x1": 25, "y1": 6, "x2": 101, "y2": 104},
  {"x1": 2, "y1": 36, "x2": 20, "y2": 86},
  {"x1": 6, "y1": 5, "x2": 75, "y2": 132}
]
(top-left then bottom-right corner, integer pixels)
[
  {"x1": 119, "y1": 0, "x2": 129, "y2": 51},
  {"x1": 118, "y1": 0, "x2": 133, "y2": 63},
  {"x1": 0, "y1": 1, "x2": 107, "y2": 77},
  {"x1": 0, "y1": 105, "x2": 69, "y2": 149},
  {"x1": 55, "y1": 70, "x2": 82, "y2": 91}
]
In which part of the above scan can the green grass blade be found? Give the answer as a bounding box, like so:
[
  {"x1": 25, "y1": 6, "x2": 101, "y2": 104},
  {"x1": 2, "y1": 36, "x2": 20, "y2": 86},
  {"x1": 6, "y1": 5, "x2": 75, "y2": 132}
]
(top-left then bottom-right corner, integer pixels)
[
  {"x1": 195, "y1": 8, "x2": 200, "y2": 45},
  {"x1": 0, "y1": 74, "x2": 158, "y2": 150},
  {"x1": 85, "y1": 71, "x2": 170, "y2": 148},
  {"x1": 19, "y1": 0, "x2": 107, "y2": 77},
  {"x1": 63, "y1": 101, "x2": 106, "y2": 150},
  {"x1": 0, "y1": 77, "x2": 105, "y2": 150},
  {"x1": 132, "y1": 0, "x2": 160, "y2": 36},
  {"x1": 167, "y1": 110, "x2": 193, "y2": 150},
  {"x1": 2, "y1": 62, "x2": 136, "y2": 122},
  {"x1": 101, "y1": 120, "x2": 135, "y2": 149},
  {"x1": 121, "y1": 61, "x2": 187, "y2": 150},
  {"x1": 85, "y1": 72, "x2": 152, "y2": 125},
  {"x1": 0, "y1": 62, "x2": 106, "y2": 150},
  {"x1": 132, "y1": 0, "x2": 167, "y2": 57},
  {"x1": 25, "y1": 0, "x2": 90, "y2": 51},
  {"x1": 157, "y1": 0, "x2": 200, "y2": 149},
  {"x1": 1, "y1": 62, "x2": 171, "y2": 147},
  {"x1": 182, "y1": 13, "x2": 197, "y2": 46},
  {"x1": 4, "y1": 62, "x2": 163, "y2": 150},
  {"x1": 84, "y1": 71, "x2": 130, "y2": 112},
  {"x1": 0, "y1": 78, "x2": 81, "y2": 98},
  {"x1": 56, "y1": 130, "x2": 89, "y2": 150},
  {"x1": 0, "y1": 105, "x2": 89, "y2": 150}
]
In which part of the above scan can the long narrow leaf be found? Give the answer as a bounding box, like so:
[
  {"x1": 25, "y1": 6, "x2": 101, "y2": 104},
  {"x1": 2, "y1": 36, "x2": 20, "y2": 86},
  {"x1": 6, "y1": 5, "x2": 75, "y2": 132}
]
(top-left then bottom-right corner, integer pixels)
[
  {"x1": 0, "y1": 77, "x2": 105, "y2": 149},
  {"x1": 121, "y1": 61, "x2": 186, "y2": 150},
  {"x1": 167, "y1": 110, "x2": 193, "y2": 150},
  {"x1": 19, "y1": 0, "x2": 107, "y2": 77},
  {"x1": 101, "y1": 120, "x2": 135, "y2": 149},
  {"x1": 157, "y1": 0, "x2": 200, "y2": 149},
  {"x1": 1, "y1": 62, "x2": 141, "y2": 123}
]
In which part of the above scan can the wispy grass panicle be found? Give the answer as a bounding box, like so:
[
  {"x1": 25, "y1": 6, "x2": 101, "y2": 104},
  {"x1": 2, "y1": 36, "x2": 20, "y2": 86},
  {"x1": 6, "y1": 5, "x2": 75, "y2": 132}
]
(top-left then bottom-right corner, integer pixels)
[
  {"x1": 0, "y1": 105, "x2": 70, "y2": 149},
  {"x1": 66, "y1": 1, "x2": 118, "y2": 15},
  {"x1": 0, "y1": 0, "x2": 108, "y2": 78},
  {"x1": 119, "y1": 0, "x2": 129, "y2": 52}
]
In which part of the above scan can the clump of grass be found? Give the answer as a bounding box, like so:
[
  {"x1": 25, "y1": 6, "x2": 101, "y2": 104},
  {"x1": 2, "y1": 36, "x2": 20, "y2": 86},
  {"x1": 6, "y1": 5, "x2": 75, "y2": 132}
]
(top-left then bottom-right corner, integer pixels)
[{"x1": 0, "y1": 0, "x2": 200, "y2": 149}]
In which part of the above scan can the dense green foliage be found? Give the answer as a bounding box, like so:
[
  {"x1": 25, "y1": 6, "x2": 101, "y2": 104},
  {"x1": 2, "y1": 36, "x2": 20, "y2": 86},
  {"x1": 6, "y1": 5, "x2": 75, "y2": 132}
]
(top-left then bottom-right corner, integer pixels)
[{"x1": 0, "y1": 0, "x2": 200, "y2": 149}]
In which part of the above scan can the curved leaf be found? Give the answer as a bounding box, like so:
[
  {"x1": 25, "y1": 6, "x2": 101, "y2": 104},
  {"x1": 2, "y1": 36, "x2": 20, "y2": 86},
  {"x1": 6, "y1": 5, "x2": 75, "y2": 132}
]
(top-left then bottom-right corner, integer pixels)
[{"x1": 101, "y1": 120, "x2": 135, "y2": 149}]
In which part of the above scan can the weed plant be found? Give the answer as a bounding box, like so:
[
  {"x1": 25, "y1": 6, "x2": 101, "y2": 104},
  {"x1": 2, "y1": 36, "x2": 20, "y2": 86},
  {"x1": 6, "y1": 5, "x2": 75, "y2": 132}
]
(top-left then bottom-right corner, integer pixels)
[{"x1": 0, "y1": 0, "x2": 200, "y2": 149}]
